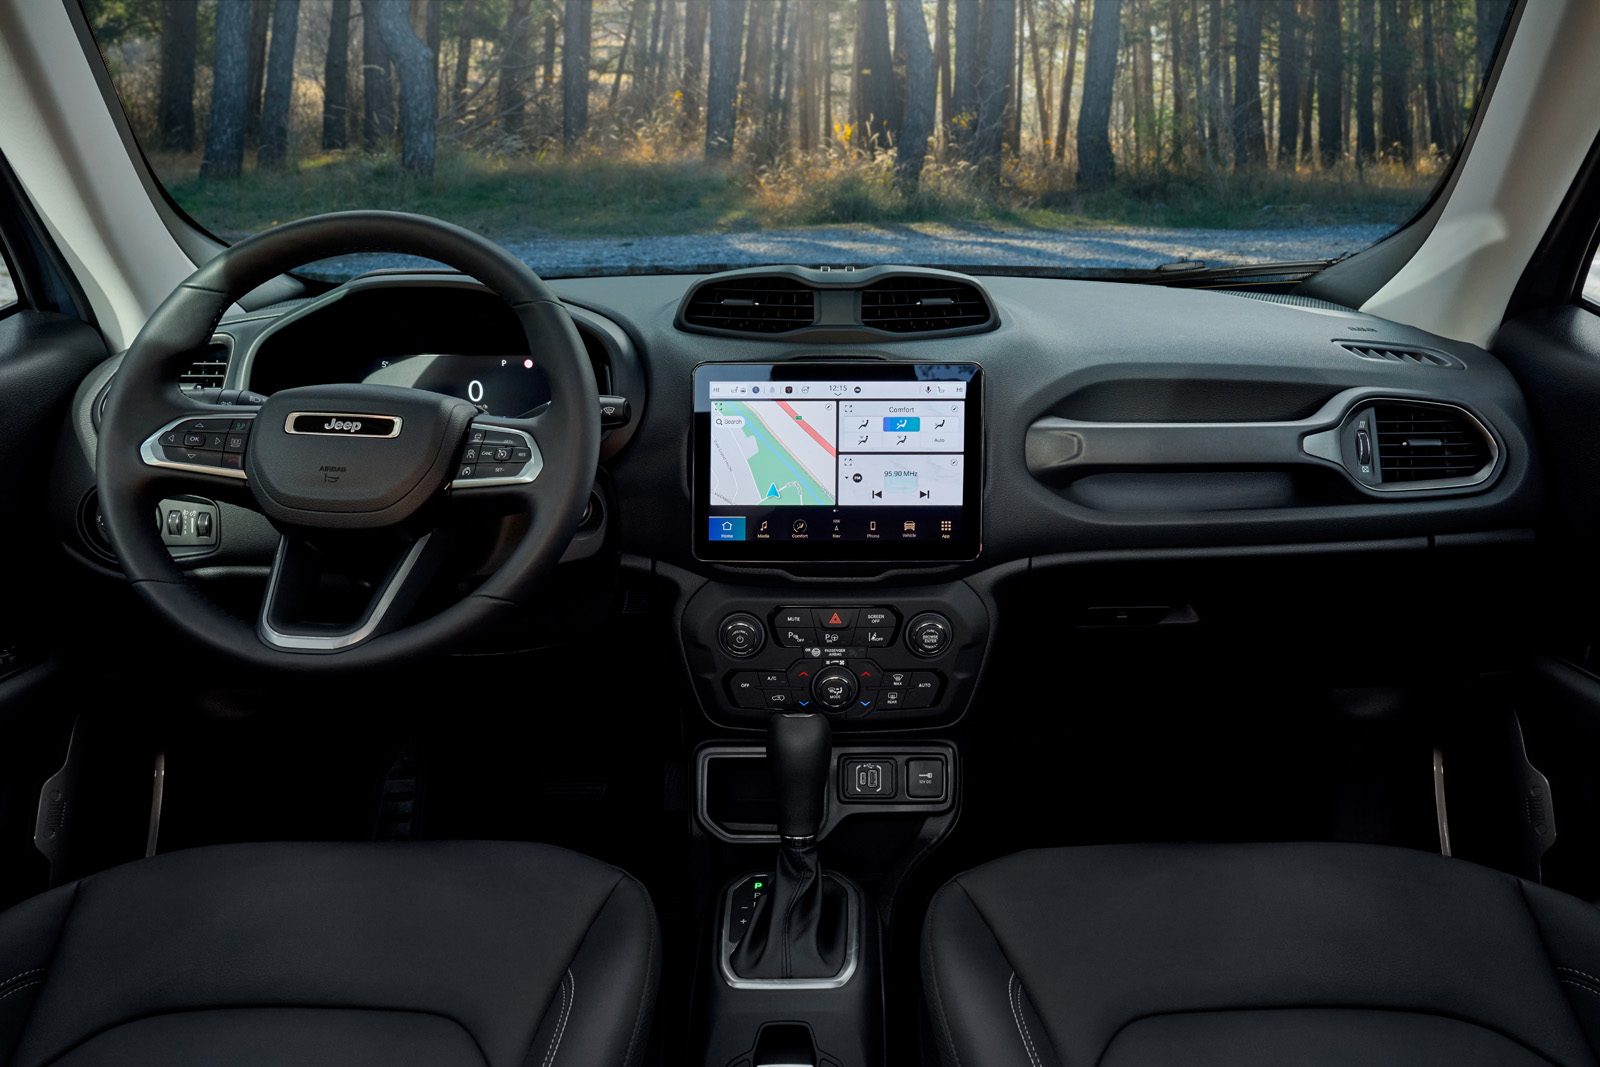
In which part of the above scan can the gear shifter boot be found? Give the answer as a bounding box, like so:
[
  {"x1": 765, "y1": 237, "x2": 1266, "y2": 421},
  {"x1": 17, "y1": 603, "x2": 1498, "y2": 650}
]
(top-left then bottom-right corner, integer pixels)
[{"x1": 729, "y1": 843, "x2": 849, "y2": 980}]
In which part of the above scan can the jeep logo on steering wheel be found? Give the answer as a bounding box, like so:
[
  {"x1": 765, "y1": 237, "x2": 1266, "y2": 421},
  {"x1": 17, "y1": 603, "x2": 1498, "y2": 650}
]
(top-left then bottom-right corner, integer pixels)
[{"x1": 285, "y1": 413, "x2": 403, "y2": 438}]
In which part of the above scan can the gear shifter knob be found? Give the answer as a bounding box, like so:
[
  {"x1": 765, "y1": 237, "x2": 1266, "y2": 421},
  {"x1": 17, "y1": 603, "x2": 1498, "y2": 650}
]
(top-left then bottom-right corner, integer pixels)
[{"x1": 769, "y1": 712, "x2": 831, "y2": 845}]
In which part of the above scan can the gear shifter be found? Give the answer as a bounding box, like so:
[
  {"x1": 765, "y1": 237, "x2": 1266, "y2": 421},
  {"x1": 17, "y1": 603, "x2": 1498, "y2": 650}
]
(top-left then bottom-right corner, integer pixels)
[{"x1": 730, "y1": 712, "x2": 849, "y2": 980}]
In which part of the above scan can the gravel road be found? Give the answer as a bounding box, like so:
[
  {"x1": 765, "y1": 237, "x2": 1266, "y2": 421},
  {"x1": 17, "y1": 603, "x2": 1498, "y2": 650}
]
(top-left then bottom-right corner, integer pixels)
[{"x1": 310, "y1": 221, "x2": 1396, "y2": 277}]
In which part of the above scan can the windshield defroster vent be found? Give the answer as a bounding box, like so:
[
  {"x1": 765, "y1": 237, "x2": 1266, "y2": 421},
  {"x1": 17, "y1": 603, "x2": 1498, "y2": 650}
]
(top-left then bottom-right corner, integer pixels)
[
  {"x1": 1373, "y1": 403, "x2": 1492, "y2": 484},
  {"x1": 681, "y1": 277, "x2": 816, "y2": 333},
  {"x1": 859, "y1": 277, "x2": 993, "y2": 333},
  {"x1": 1338, "y1": 341, "x2": 1464, "y2": 369}
]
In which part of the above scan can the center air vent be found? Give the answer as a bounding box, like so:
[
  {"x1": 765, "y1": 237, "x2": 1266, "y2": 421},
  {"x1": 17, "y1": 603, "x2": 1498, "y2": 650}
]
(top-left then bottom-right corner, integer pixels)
[
  {"x1": 681, "y1": 277, "x2": 815, "y2": 334},
  {"x1": 179, "y1": 339, "x2": 232, "y2": 392},
  {"x1": 1373, "y1": 403, "x2": 1493, "y2": 484},
  {"x1": 859, "y1": 277, "x2": 993, "y2": 333},
  {"x1": 1338, "y1": 341, "x2": 1463, "y2": 369}
]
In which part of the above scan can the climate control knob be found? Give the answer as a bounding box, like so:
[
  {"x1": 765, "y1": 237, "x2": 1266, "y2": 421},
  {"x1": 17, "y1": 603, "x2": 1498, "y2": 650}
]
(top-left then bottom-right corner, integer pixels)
[
  {"x1": 905, "y1": 612, "x2": 953, "y2": 658},
  {"x1": 718, "y1": 613, "x2": 765, "y2": 658},
  {"x1": 811, "y1": 667, "x2": 859, "y2": 711}
]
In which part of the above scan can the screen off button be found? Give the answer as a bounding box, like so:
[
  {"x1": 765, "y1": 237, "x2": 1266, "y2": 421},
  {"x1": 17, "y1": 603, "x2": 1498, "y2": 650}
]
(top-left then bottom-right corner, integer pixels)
[{"x1": 709, "y1": 516, "x2": 746, "y2": 541}]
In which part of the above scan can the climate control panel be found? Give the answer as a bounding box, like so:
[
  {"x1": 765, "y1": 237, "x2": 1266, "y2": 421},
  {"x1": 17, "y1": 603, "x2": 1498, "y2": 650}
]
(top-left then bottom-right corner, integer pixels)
[{"x1": 681, "y1": 584, "x2": 988, "y2": 728}]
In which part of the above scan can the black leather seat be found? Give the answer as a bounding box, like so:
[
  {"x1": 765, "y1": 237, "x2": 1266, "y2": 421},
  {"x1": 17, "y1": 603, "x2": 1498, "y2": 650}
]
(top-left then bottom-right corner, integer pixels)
[
  {"x1": 0, "y1": 841, "x2": 658, "y2": 1067},
  {"x1": 923, "y1": 842, "x2": 1600, "y2": 1066}
]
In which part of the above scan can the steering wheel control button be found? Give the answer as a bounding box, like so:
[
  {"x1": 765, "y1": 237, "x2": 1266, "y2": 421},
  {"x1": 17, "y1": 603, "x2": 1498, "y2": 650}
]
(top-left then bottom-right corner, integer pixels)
[
  {"x1": 905, "y1": 613, "x2": 953, "y2": 658},
  {"x1": 451, "y1": 423, "x2": 544, "y2": 489},
  {"x1": 811, "y1": 666, "x2": 858, "y2": 711},
  {"x1": 906, "y1": 758, "x2": 947, "y2": 799},
  {"x1": 718, "y1": 613, "x2": 765, "y2": 658},
  {"x1": 843, "y1": 759, "x2": 896, "y2": 799},
  {"x1": 183, "y1": 432, "x2": 206, "y2": 447},
  {"x1": 220, "y1": 453, "x2": 244, "y2": 472}
]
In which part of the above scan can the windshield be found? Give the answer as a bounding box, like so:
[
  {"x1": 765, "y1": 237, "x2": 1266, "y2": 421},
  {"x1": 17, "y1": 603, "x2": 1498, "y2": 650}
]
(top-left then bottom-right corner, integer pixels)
[{"x1": 81, "y1": 0, "x2": 1513, "y2": 280}]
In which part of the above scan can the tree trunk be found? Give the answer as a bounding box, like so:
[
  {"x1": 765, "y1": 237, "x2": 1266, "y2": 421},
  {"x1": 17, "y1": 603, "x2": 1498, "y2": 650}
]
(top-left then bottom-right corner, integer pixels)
[
  {"x1": 362, "y1": 0, "x2": 395, "y2": 151},
  {"x1": 201, "y1": 0, "x2": 252, "y2": 177},
  {"x1": 1022, "y1": 0, "x2": 1051, "y2": 155},
  {"x1": 1233, "y1": 0, "x2": 1265, "y2": 167},
  {"x1": 1421, "y1": 0, "x2": 1443, "y2": 154},
  {"x1": 425, "y1": 0, "x2": 441, "y2": 87},
  {"x1": 1076, "y1": 0, "x2": 1119, "y2": 187},
  {"x1": 501, "y1": 0, "x2": 533, "y2": 139},
  {"x1": 647, "y1": 0, "x2": 667, "y2": 97},
  {"x1": 1134, "y1": 0, "x2": 1155, "y2": 166},
  {"x1": 934, "y1": 0, "x2": 950, "y2": 131},
  {"x1": 1169, "y1": 0, "x2": 1186, "y2": 166},
  {"x1": 542, "y1": 14, "x2": 556, "y2": 98},
  {"x1": 562, "y1": 0, "x2": 592, "y2": 149},
  {"x1": 156, "y1": 1, "x2": 198, "y2": 152},
  {"x1": 1054, "y1": 0, "x2": 1082, "y2": 162},
  {"x1": 1356, "y1": 0, "x2": 1375, "y2": 161},
  {"x1": 371, "y1": 0, "x2": 435, "y2": 172},
  {"x1": 704, "y1": 0, "x2": 745, "y2": 159},
  {"x1": 1205, "y1": 0, "x2": 1223, "y2": 162},
  {"x1": 1275, "y1": 0, "x2": 1298, "y2": 166},
  {"x1": 852, "y1": 0, "x2": 893, "y2": 146},
  {"x1": 952, "y1": 0, "x2": 979, "y2": 137},
  {"x1": 681, "y1": 0, "x2": 708, "y2": 134},
  {"x1": 245, "y1": 0, "x2": 272, "y2": 146},
  {"x1": 257, "y1": 0, "x2": 300, "y2": 168},
  {"x1": 1379, "y1": 0, "x2": 1410, "y2": 164},
  {"x1": 322, "y1": 0, "x2": 351, "y2": 149},
  {"x1": 611, "y1": 0, "x2": 645, "y2": 111},
  {"x1": 1313, "y1": 0, "x2": 1341, "y2": 166},
  {"x1": 1474, "y1": 0, "x2": 1508, "y2": 77},
  {"x1": 897, "y1": 0, "x2": 935, "y2": 186},
  {"x1": 451, "y1": 0, "x2": 474, "y2": 98},
  {"x1": 970, "y1": 0, "x2": 1014, "y2": 170},
  {"x1": 740, "y1": 0, "x2": 766, "y2": 127}
]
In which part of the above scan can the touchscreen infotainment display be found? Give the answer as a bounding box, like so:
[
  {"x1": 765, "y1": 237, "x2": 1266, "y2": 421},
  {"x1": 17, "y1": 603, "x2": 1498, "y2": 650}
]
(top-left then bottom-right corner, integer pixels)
[{"x1": 693, "y1": 362, "x2": 982, "y2": 561}]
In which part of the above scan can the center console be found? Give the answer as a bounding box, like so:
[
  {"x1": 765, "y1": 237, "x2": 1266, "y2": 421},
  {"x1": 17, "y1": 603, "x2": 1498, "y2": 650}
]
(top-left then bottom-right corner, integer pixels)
[{"x1": 680, "y1": 584, "x2": 990, "y2": 727}]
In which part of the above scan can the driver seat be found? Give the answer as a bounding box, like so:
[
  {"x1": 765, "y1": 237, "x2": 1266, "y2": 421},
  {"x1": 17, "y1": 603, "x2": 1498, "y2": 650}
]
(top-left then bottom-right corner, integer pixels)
[{"x1": 0, "y1": 840, "x2": 658, "y2": 1066}]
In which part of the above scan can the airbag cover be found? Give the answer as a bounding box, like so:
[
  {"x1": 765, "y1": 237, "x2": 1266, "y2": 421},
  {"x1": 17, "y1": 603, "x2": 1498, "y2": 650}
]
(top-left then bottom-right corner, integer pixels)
[{"x1": 245, "y1": 384, "x2": 478, "y2": 528}]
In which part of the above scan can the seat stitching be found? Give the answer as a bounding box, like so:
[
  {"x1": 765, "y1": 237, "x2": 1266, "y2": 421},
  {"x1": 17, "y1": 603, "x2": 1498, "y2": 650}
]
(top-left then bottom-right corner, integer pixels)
[
  {"x1": 620, "y1": 877, "x2": 658, "y2": 1067},
  {"x1": 0, "y1": 969, "x2": 45, "y2": 991},
  {"x1": 0, "y1": 981, "x2": 43, "y2": 1003},
  {"x1": 1562, "y1": 980, "x2": 1600, "y2": 1001},
  {"x1": 541, "y1": 970, "x2": 573, "y2": 1067},
  {"x1": 1008, "y1": 972, "x2": 1043, "y2": 1067},
  {"x1": 1559, "y1": 967, "x2": 1600, "y2": 988}
]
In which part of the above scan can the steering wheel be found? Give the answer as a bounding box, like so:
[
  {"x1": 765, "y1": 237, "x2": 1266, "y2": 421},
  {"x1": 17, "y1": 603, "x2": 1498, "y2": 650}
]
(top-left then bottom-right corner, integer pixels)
[{"x1": 97, "y1": 211, "x2": 600, "y2": 672}]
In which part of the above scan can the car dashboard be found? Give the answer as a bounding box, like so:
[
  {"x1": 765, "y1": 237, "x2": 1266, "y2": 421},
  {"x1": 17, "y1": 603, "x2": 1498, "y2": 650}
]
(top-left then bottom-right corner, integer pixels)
[{"x1": 51, "y1": 263, "x2": 1540, "y2": 734}]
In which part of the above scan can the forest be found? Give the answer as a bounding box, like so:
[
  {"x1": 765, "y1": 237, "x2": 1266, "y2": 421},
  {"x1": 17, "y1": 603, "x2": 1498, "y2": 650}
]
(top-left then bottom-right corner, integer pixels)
[{"x1": 84, "y1": 0, "x2": 1514, "y2": 242}]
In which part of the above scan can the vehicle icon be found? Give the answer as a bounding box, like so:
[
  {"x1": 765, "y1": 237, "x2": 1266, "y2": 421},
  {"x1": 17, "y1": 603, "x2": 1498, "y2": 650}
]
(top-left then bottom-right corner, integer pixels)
[{"x1": 903, "y1": 520, "x2": 916, "y2": 532}]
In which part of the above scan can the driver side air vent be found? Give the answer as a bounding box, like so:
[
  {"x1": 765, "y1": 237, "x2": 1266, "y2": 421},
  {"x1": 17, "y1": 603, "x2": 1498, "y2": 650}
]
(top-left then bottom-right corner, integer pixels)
[
  {"x1": 1373, "y1": 403, "x2": 1492, "y2": 483},
  {"x1": 179, "y1": 339, "x2": 232, "y2": 392},
  {"x1": 681, "y1": 277, "x2": 816, "y2": 333},
  {"x1": 860, "y1": 277, "x2": 992, "y2": 333},
  {"x1": 1338, "y1": 341, "x2": 1464, "y2": 369}
]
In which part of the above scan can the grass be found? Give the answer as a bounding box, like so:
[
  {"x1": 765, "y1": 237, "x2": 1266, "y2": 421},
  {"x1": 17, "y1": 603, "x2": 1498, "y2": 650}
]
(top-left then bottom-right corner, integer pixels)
[{"x1": 151, "y1": 144, "x2": 1440, "y2": 244}]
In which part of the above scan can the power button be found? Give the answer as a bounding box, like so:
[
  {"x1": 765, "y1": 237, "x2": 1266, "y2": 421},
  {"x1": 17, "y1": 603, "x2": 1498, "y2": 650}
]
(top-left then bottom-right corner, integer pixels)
[
  {"x1": 905, "y1": 613, "x2": 953, "y2": 658},
  {"x1": 719, "y1": 613, "x2": 766, "y2": 658}
]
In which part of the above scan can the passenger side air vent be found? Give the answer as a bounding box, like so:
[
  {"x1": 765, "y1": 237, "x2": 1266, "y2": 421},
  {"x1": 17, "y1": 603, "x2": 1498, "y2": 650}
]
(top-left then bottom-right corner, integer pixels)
[
  {"x1": 860, "y1": 277, "x2": 992, "y2": 333},
  {"x1": 179, "y1": 340, "x2": 231, "y2": 393},
  {"x1": 1373, "y1": 403, "x2": 1492, "y2": 484},
  {"x1": 1338, "y1": 341, "x2": 1463, "y2": 369},
  {"x1": 681, "y1": 277, "x2": 815, "y2": 333}
]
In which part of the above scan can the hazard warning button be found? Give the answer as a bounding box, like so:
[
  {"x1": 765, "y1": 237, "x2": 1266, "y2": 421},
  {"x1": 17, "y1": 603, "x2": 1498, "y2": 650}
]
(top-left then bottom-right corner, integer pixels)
[{"x1": 813, "y1": 608, "x2": 858, "y2": 630}]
